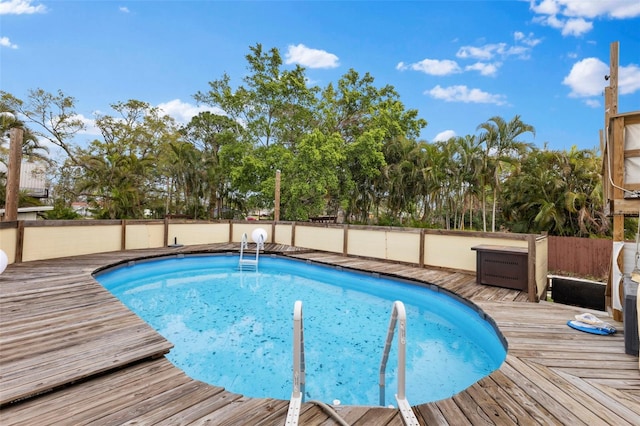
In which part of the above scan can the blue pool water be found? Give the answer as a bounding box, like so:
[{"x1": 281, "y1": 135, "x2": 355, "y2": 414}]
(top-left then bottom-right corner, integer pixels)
[{"x1": 95, "y1": 254, "x2": 506, "y2": 406}]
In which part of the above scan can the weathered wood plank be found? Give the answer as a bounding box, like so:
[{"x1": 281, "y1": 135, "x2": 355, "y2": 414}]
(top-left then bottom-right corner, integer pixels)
[
  {"x1": 474, "y1": 372, "x2": 558, "y2": 425},
  {"x1": 154, "y1": 389, "x2": 242, "y2": 425},
  {"x1": 1, "y1": 245, "x2": 639, "y2": 425},
  {"x1": 429, "y1": 397, "x2": 472, "y2": 425},
  {"x1": 350, "y1": 406, "x2": 404, "y2": 425},
  {"x1": 552, "y1": 368, "x2": 640, "y2": 425},
  {"x1": 0, "y1": 327, "x2": 172, "y2": 405}
]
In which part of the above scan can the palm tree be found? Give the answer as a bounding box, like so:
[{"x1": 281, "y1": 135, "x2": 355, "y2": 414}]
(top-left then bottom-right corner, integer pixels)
[
  {"x1": 451, "y1": 135, "x2": 483, "y2": 230},
  {"x1": 477, "y1": 115, "x2": 535, "y2": 232},
  {"x1": 1, "y1": 112, "x2": 49, "y2": 164},
  {"x1": 382, "y1": 136, "x2": 423, "y2": 223}
]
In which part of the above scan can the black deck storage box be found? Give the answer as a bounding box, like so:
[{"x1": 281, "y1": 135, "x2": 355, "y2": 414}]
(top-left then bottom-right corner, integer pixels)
[{"x1": 471, "y1": 245, "x2": 528, "y2": 291}]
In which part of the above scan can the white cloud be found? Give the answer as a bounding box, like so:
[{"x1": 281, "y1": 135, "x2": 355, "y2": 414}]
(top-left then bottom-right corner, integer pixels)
[
  {"x1": 119, "y1": 6, "x2": 130, "y2": 13},
  {"x1": 426, "y1": 85, "x2": 507, "y2": 105},
  {"x1": 562, "y1": 57, "x2": 608, "y2": 97},
  {"x1": 561, "y1": 18, "x2": 592, "y2": 36},
  {"x1": 0, "y1": 0, "x2": 46, "y2": 15},
  {"x1": 514, "y1": 31, "x2": 543, "y2": 47},
  {"x1": 157, "y1": 99, "x2": 224, "y2": 124},
  {"x1": 619, "y1": 64, "x2": 640, "y2": 95},
  {"x1": 74, "y1": 113, "x2": 100, "y2": 136},
  {"x1": 584, "y1": 99, "x2": 600, "y2": 108},
  {"x1": 556, "y1": 0, "x2": 640, "y2": 19},
  {"x1": 530, "y1": 0, "x2": 559, "y2": 15},
  {"x1": 68, "y1": 102, "x2": 232, "y2": 140},
  {"x1": 405, "y1": 58, "x2": 461, "y2": 75},
  {"x1": 433, "y1": 130, "x2": 457, "y2": 142},
  {"x1": 465, "y1": 62, "x2": 501, "y2": 76},
  {"x1": 0, "y1": 36, "x2": 18, "y2": 49},
  {"x1": 457, "y1": 44, "x2": 502, "y2": 60},
  {"x1": 402, "y1": 33, "x2": 539, "y2": 79},
  {"x1": 530, "y1": 0, "x2": 640, "y2": 36},
  {"x1": 285, "y1": 44, "x2": 339, "y2": 69},
  {"x1": 457, "y1": 42, "x2": 534, "y2": 61},
  {"x1": 563, "y1": 58, "x2": 640, "y2": 99}
]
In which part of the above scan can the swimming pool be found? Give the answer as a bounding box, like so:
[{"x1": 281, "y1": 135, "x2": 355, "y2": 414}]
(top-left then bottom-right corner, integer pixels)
[{"x1": 95, "y1": 254, "x2": 506, "y2": 406}]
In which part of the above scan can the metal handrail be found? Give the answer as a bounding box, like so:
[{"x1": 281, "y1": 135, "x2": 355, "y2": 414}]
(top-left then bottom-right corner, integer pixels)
[
  {"x1": 238, "y1": 233, "x2": 260, "y2": 270},
  {"x1": 239, "y1": 233, "x2": 248, "y2": 262},
  {"x1": 285, "y1": 301, "x2": 306, "y2": 425},
  {"x1": 379, "y1": 301, "x2": 419, "y2": 426}
]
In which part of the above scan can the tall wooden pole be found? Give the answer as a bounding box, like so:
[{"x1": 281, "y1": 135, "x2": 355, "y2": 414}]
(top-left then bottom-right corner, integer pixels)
[
  {"x1": 610, "y1": 41, "x2": 623, "y2": 244},
  {"x1": 4, "y1": 128, "x2": 23, "y2": 222},
  {"x1": 274, "y1": 169, "x2": 281, "y2": 222},
  {"x1": 609, "y1": 41, "x2": 619, "y2": 116},
  {"x1": 606, "y1": 41, "x2": 624, "y2": 321}
]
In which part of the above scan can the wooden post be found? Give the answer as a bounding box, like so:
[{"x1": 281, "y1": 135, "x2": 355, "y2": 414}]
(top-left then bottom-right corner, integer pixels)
[
  {"x1": 419, "y1": 229, "x2": 425, "y2": 268},
  {"x1": 163, "y1": 217, "x2": 169, "y2": 247},
  {"x1": 15, "y1": 220, "x2": 24, "y2": 263},
  {"x1": 527, "y1": 234, "x2": 537, "y2": 302},
  {"x1": 121, "y1": 219, "x2": 127, "y2": 251},
  {"x1": 4, "y1": 128, "x2": 23, "y2": 222},
  {"x1": 343, "y1": 224, "x2": 348, "y2": 256},
  {"x1": 274, "y1": 170, "x2": 281, "y2": 222},
  {"x1": 607, "y1": 41, "x2": 623, "y2": 321},
  {"x1": 609, "y1": 41, "x2": 619, "y2": 116}
]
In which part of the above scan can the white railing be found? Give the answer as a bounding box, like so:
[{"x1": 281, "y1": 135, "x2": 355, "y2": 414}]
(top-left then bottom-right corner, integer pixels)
[
  {"x1": 285, "y1": 300, "x2": 306, "y2": 426},
  {"x1": 379, "y1": 301, "x2": 419, "y2": 426},
  {"x1": 238, "y1": 233, "x2": 259, "y2": 270}
]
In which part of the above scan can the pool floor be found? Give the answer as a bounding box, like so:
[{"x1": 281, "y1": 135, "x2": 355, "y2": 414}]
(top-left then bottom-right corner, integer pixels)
[{"x1": 96, "y1": 254, "x2": 506, "y2": 406}]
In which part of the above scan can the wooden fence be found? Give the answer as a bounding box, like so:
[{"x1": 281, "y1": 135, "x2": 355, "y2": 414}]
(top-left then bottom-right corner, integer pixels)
[
  {"x1": 547, "y1": 236, "x2": 613, "y2": 280},
  {"x1": 0, "y1": 219, "x2": 549, "y2": 302}
]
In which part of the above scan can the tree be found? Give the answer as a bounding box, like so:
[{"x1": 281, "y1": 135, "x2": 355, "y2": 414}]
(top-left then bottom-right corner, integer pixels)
[
  {"x1": 0, "y1": 109, "x2": 49, "y2": 164},
  {"x1": 73, "y1": 100, "x2": 179, "y2": 219},
  {"x1": 382, "y1": 136, "x2": 423, "y2": 224},
  {"x1": 1, "y1": 89, "x2": 84, "y2": 163},
  {"x1": 318, "y1": 69, "x2": 426, "y2": 222},
  {"x1": 477, "y1": 115, "x2": 535, "y2": 232},
  {"x1": 180, "y1": 112, "x2": 244, "y2": 218},
  {"x1": 283, "y1": 130, "x2": 345, "y2": 220},
  {"x1": 501, "y1": 146, "x2": 609, "y2": 236},
  {"x1": 195, "y1": 44, "x2": 321, "y2": 219},
  {"x1": 0, "y1": 102, "x2": 52, "y2": 210},
  {"x1": 452, "y1": 135, "x2": 483, "y2": 230},
  {"x1": 195, "y1": 43, "x2": 318, "y2": 149}
]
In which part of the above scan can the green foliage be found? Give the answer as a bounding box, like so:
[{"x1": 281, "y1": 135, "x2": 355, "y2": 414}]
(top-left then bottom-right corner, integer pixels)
[
  {"x1": 3, "y1": 47, "x2": 612, "y2": 238},
  {"x1": 625, "y1": 217, "x2": 639, "y2": 241},
  {"x1": 501, "y1": 146, "x2": 608, "y2": 236},
  {"x1": 45, "y1": 200, "x2": 81, "y2": 220},
  {"x1": 284, "y1": 130, "x2": 344, "y2": 220}
]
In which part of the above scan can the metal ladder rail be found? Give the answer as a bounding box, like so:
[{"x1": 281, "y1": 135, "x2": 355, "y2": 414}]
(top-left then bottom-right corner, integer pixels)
[
  {"x1": 238, "y1": 233, "x2": 258, "y2": 270},
  {"x1": 379, "y1": 301, "x2": 420, "y2": 426},
  {"x1": 239, "y1": 233, "x2": 248, "y2": 262},
  {"x1": 254, "y1": 234, "x2": 263, "y2": 264},
  {"x1": 285, "y1": 301, "x2": 306, "y2": 426}
]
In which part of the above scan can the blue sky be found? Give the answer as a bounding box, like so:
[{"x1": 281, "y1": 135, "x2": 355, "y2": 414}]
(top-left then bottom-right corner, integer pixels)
[{"x1": 1, "y1": 0, "x2": 639, "y2": 152}]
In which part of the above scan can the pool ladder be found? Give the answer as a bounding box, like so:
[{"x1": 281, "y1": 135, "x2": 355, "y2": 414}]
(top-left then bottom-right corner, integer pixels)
[
  {"x1": 379, "y1": 301, "x2": 420, "y2": 425},
  {"x1": 238, "y1": 233, "x2": 261, "y2": 270},
  {"x1": 285, "y1": 301, "x2": 305, "y2": 425},
  {"x1": 285, "y1": 300, "x2": 420, "y2": 426}
]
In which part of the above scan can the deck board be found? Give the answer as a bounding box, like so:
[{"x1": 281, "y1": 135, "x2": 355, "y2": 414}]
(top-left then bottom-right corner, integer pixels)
[{"x1": 1, "y1": 244, "x2": 638, "y2": 424}]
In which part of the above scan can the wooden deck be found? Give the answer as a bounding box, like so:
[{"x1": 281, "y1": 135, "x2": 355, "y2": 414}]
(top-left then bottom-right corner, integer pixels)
[{"x1": 1, "y1": 245, "x2": 638, "y2": 425}]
